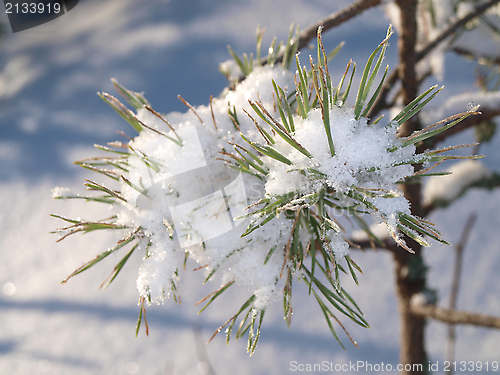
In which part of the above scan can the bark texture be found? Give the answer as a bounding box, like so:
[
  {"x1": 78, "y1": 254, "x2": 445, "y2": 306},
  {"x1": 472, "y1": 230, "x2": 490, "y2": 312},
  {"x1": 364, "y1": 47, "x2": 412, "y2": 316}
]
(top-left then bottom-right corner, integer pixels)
[{"x1": 394, "y1": 1, "x2": 427, "y2": 373}]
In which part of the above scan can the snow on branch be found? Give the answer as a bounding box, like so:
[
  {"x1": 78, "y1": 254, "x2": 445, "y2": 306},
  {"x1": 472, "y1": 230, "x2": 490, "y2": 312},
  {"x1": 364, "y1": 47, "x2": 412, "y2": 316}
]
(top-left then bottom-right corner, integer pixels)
[
  {"x1": 451, "y1": 7, "x2": 500, "y2": 64},
  {"x1": 415, "y1": 0, "x2": 500, "y2": 62},
  {"x1": 368, "y1": 0, "x2": 500, "y2": 120},
  {"x1": 422, "y1": 161, "x2": 500, "y2": 215},
  {"x1": 423, "y1": 160, "x2": 492, "y2": 206}
]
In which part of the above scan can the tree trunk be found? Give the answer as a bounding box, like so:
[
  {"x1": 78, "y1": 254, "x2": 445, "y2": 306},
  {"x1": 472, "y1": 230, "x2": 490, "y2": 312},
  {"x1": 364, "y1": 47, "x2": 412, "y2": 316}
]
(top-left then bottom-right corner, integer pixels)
[
  {"x1": 395, "y1": 0, "x2": 428, "y2": 373},
  {"x1": 394, "y1": 244, "x2": 427, "y2": 374}
]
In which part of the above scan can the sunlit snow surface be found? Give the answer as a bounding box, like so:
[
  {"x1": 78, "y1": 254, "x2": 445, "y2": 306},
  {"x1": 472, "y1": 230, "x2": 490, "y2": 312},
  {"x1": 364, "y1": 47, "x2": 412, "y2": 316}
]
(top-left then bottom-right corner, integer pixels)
[{"x1": 0, "y1": 0, "x2": 499, "y2": 374}]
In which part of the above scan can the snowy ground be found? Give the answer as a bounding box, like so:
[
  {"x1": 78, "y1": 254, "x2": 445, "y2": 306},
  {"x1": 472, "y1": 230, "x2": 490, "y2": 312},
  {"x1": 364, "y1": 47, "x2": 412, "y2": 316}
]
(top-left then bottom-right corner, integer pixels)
[{"x1": 0, "y1": 1, "x2": 499, "y2": 374}]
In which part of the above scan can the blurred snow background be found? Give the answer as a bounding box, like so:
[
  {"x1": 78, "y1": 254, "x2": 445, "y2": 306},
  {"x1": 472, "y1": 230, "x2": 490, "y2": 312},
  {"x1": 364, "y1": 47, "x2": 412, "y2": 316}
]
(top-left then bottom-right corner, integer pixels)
[{"x1": 0, "y1": 0, "x2": 498, "y2": 374}]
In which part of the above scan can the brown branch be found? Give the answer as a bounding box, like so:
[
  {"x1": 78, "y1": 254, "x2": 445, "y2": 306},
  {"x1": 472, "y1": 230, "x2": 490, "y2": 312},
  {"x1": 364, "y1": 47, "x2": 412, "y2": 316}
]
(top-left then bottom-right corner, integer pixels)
[
  {"x1": 411, "y1": 304, "x2": 500, "y2": 329},
  {"x1": 264, "y1": 0, "x2": 382, "y2": 65},
  {"x1": 348, "y1": 236, "x2": 399, "y2": 253},
  {"x1": 427, "y1": 106, "x2": 500, "y2": 148},
  {"x1": 416, "y1": 0, "x2": 500, "y2": 62},
  {"x1": 295, "y1": 0, "x2": 382, "y2": 52},
  {"x1": 368, "y1": 0, "x2": 500, "y2": 120},
  {"x1": 448, "y1": 213, "x2": 477, "y2": 312},
  {"x1": 178, "y1": 95, "x2": 204, "y2": 125},
  {"x1": 452, "y1": 46, "x2": 500, "y2": 65}
]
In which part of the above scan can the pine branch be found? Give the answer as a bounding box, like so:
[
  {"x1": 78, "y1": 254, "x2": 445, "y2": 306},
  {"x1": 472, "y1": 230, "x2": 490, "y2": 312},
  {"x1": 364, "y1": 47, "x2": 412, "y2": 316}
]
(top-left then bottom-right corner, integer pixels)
[
  {"x1": 411, "y1": 304, "x2": 500, "y2": 329},
  {"x1": 365, "y1": 67, "x2": 399, "y2": 119}
]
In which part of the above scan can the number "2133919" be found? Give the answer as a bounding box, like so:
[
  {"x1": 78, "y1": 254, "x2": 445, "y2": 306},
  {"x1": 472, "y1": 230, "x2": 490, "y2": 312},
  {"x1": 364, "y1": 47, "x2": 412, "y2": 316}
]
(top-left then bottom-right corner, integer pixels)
[
  {"x1": 5, "y1": 2, "x2": 62, "y2": 14},
  {"x1": 443, "y1": 361, "x2": 498, "y2": 372}
]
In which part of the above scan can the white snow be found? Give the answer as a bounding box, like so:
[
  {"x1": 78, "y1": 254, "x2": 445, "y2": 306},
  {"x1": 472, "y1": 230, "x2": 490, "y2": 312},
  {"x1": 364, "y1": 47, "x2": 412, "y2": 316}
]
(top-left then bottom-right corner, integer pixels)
[
  {"x1": 115, "y1": 65, "x2": 296, "y2": 307},
  {"x1": 136, "y1": 242, "x2": 179, "y2": 304},
  {"x1": 260, "y1": 102, "x2": 416, "y2": 251},
  {"x1": 51, "y1": 186, "x2": 75, "y2": 199},
  {"x1": 351, "y1": 222, "x2": 390, "y2": 242},
  {"x1": 216, "y1": 216, "x2": 293, "y2": 309},
  {"x1": 423, "y1": 159, "x2": 493, "y2": 206},
  {"x1": 326, "y1": 230, "x2": 350, "y2": 260},
  {"x1": 219, "y1": 59, "x2": 244, "y2": 82},
  {"x1": 264, "y1": 106, "x2": 415, "y2": 199}
]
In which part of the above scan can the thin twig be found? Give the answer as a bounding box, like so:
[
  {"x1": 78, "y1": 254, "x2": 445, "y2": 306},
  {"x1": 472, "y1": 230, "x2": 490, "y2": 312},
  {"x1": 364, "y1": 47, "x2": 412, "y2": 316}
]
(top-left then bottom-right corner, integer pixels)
[
  {"x1": 411, "y1": 304, "x2": 500, "y2": 329},
  {"x1": 56, "y1": 228, "x2": 84, "y2": 242},
  {"x1": 228, "y1": 112, "x2": 241, "y2": 131},
  {"x1": 445, "y1": 213, "x2": 477, "y2": 372},
  {"x1": 192, "y1": 325, "x2": 218, "y2": 375},
  {"x1": 330, "y1": 310, "x2": 359, "y2": 348},
  {"x1": 242, "y1": 108, "x2": 271, "y2": 144},
  {"x1": 280, "y1": 211, "x2": 301, "y2": 278},
  {"x1": 142, "y1": 297, "x2": 149, "y2": 336},
  {"x1": 195, "y1": 280, "x2": 234, "y2": 306},
  {"x1": 286, "y1": 0, "x2": 381, "y2": 62},
  {"x1": 258, "y1": 0, "x2": 382, "y2": 66},
  {"x1": 416, "y1": 0, "x2": 500, "y2": 62},
  {"x1": 85, "y1": 179, "x2": 127, "y2": 202},
  {"x1": 252, "y1": 99, "x2": 288, "y2": 134}
]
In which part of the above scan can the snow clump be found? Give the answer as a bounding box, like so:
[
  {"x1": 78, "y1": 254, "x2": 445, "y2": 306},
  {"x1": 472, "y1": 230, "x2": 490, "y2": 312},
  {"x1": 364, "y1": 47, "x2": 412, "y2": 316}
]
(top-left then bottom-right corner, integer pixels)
[{"x1": 116, "y1": 65, "x2": 296, "y2": 306}]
